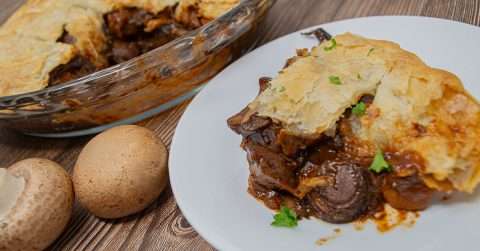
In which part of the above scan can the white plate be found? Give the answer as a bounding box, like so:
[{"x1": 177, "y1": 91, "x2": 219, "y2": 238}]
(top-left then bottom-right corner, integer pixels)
[{"x1": 169, "y1": 16, "x2": 480, "y2": 251}]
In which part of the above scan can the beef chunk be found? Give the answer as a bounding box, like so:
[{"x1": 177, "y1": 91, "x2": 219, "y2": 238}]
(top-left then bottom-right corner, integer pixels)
[
  {"x1": 104, "y1": 7, "x2": 189, "y2": 64},
  {"x1": 105, "y1": 8, "x2": 155, "y2": 39},
  {"x1": 109, "y1": 41, "x2": 141, "y2": 63},
  {"x1": 244, "y1": 140, "x2": 299, "y2": 195},
  {"x1": 382, "y1": 174, "x2": 433, "y2": 211},
  {"x1": 247, "y1": 176, "x2": 284, "y2": 210},
  {"x1": 135, "y1": 28, "x2": 178, "y2": 53},
  {"x1": 48, "y1": 56, "x2": 97, "y2": 86}
]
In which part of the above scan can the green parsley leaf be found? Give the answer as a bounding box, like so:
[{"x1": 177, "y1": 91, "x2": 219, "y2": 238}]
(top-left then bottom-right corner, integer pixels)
[
  {"x1": 367, "y1": 48, "x2": 375, "y2": 56},
  {"x1": 352, "y1": 101, "x2": 366, "y2": 116},
  {"x1": 369, "y1": 149, "x2": 392, "y2": 173},
  {"x1": 324, "y1": 38, "x2": 337, "y2": 51},
  {"x1": 329, "y1": 75, "x2": 342, "y2": 85},
  {"x1": 271, "y1": 206, "x2": 298, "y2": 228},
  {"x1": 357, "y1": 73, "x2": 362, "y2": 80}
]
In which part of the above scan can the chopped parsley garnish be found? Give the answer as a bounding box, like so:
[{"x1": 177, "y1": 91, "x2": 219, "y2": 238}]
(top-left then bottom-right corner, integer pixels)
[
  {"x1": 357, "y1": 73, "x2": 362, "y2": 80},
  {"x1": 369, "y1": 149, "x2": 392, "y2": 173},
  {"x1": 352, "y1": 101, "x2": 366, "y2": 116},
  {"x1": 329, "y1": 75, "x2": 342, "y2": 85},
  {"x1": 367, "y1": 48, "x2": 375, "y2": 56},
  {"x1": 324, "y1": 38, "x2": 337, "y2": 51},
  {"x1": 271, "y1": 206, "x2": 298, "y2": 228}
]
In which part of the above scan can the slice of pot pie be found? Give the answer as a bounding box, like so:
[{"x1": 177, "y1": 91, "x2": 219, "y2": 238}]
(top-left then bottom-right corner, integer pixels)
[
  {"x1": 0, "y1": 0, "x2": 239, "y2": 97},
  {"x1": 228, "y1": 31, "x2": 480, "y2": 224}
]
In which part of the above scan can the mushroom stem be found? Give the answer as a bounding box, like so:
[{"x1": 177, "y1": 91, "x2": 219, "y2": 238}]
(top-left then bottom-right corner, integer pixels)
[{"x1": 0, "y1": 168, "x2": 25, "y2": 220}]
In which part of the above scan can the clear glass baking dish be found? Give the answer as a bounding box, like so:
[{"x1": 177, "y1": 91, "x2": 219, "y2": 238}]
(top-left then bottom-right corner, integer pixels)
[{"x1": 0, "y1": 0, "x2": 275, "y2": 137}]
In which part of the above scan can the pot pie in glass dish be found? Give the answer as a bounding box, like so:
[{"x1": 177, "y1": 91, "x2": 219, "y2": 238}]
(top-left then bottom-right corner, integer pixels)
[
  {"x1": 228, "y1": 30, "x2": 480, "y2": 224},
  {"x1": 0, "y1": 0, "x2": 273, "y2": 136}
]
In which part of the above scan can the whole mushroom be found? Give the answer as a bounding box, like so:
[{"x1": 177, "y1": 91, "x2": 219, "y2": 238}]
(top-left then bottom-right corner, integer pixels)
[
  {"x1": 0, "y1": 158, "x2": 74, "y2": 251},
  {"x1": 73, "y1": 125, "x2": 168, "y2": 219}
]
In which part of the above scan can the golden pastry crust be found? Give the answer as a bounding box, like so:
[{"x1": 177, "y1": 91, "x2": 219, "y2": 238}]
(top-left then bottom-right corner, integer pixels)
[
  {"x1": 0, "y1": 0, "x2": 237, "y2": 97},
  {"x1": 249, "y1": 33, "x2": 480, "y2": 193},
  {"x1": 175, "y1": 0, "x2": 239, "y2": 23},
  {"x1": 0, "y1": 34, "x2": 75, "y2": 96},
  {"x1": 106, "y1": 0, "x2": 180, "y2": 13}
]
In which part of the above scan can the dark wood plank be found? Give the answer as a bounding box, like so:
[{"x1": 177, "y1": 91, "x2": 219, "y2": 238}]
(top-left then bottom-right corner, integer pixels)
[{"x1": 0, "y1": 0, "x2": 479, "y2": 250}]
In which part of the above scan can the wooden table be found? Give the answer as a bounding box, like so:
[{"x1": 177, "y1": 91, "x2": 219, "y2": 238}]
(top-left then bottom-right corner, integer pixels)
[{"x1": 1, "y1": 0, "x2": 479, "y2": 250}]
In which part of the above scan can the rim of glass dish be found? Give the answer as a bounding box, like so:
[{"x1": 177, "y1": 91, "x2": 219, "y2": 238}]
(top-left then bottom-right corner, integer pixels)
[
  {"x1": 26, "y1": 84, "x2": 205, "y2": 138},
  {"x1": 0, "y1": 0, "x2": 255, "y2": 103}
]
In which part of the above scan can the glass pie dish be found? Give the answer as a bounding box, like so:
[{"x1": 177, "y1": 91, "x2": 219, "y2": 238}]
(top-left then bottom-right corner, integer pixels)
[{"x1": 0, "y1": 0, "x2": 274, "y2": 137}]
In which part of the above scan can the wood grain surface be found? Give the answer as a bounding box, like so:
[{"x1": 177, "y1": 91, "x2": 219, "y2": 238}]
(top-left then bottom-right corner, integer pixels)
[{"x1": 1, "y1": 0, "x2": 479, "y2": 250}]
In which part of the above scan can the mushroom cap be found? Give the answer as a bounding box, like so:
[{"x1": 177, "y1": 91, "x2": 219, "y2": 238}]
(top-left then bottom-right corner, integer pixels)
[
  {"x1": 303, "y1": 159, "x2": 380, "y2": 223},
  {"x1": 0, "y1": 158, "x2": 74, "y2": 251},
  {"x1": 73, "y1": 125, "x2": 168, "y2": 219}
]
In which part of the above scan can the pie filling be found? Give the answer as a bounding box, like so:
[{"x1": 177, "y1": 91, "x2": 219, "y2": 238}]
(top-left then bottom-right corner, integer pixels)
[
  {"x1": 48, "y1": 5, "x2": 203, "y2": 86},
  {"x1": 228, "y1": 86, "x2": 434, "y2": 223}
]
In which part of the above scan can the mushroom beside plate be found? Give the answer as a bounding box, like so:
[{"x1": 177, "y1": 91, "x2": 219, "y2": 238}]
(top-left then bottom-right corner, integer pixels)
[{"x1": 0, "y1": 159, "x2": 74, "y2": 251}]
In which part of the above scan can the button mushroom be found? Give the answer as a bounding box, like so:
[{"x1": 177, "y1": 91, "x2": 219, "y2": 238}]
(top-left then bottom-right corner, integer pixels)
[
  {"x1": 0, "y1": 158, "x2": 74, "y2": 251},
  {"x1": 72, "y1": 125, "x2": 168, "y2": 219},
  {"x1": 303, "y1": 160, "x2": 380, "y2": 223}
]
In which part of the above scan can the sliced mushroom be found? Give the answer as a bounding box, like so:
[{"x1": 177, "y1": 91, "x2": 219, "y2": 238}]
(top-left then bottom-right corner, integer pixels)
[
  {"x1": 227, "y1": 107, "x2": 272, "y2": 137},
  {"x1": 302, "y1": 27, "x2": 332, "y2": 43}
]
